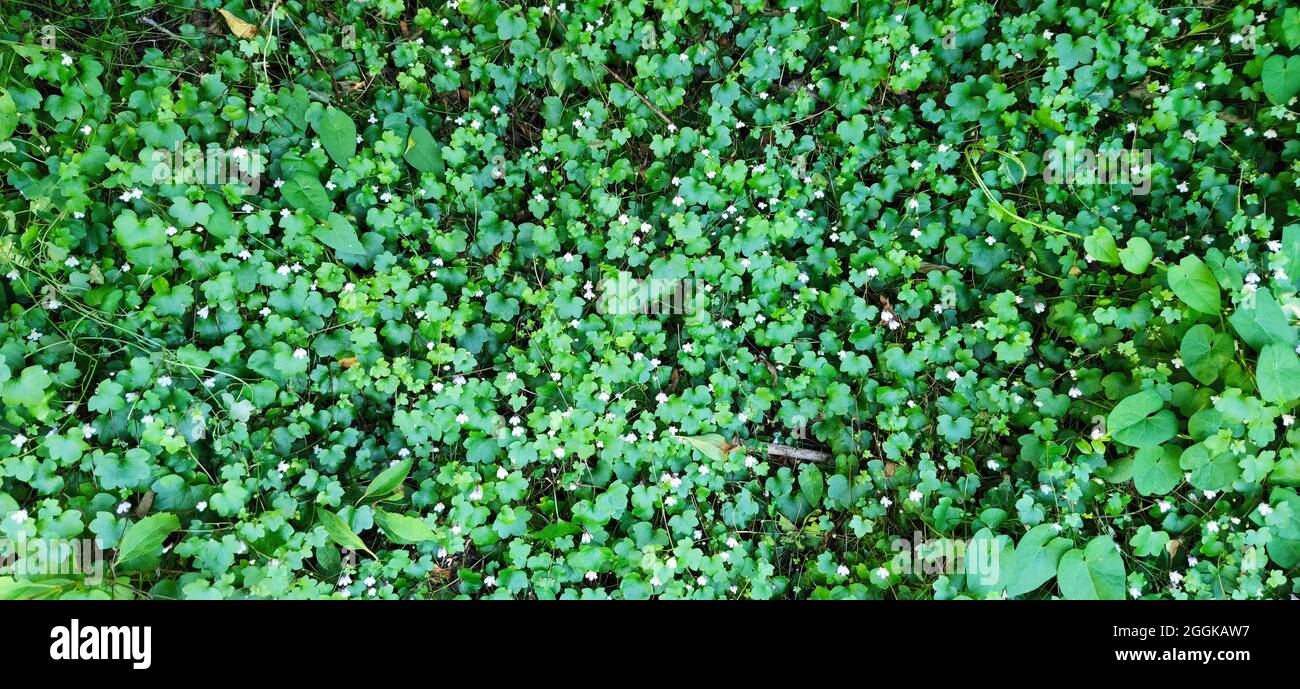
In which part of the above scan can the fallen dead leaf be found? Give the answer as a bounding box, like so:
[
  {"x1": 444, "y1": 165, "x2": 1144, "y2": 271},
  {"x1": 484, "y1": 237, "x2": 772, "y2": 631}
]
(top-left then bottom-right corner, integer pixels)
[{"x1": 218, "y1": 9, "x2": 257, "y2": 39}]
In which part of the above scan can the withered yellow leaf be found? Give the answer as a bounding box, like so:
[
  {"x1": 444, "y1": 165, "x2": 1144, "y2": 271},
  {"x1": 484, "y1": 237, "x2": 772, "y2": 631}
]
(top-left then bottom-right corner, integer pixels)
[{"x1": 218, "y1": 9, "x2": 257, "y2": 39}]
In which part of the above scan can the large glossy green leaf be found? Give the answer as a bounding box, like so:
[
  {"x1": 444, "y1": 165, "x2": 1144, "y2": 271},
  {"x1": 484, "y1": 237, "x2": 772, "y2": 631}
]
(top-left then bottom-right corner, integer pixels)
[
  {"x1": 1180, "y1": 324, "x2": 1233, "y2": 385},
  {"x1": 1262, "y1": 54, "x2": 1300, "y2": 106},
  {"x1": 966, "y1": 528, "x2": 1015, "y2": 596},
  {"x1": 314, "y1": 212, "x2": 366, "y2": 256},
  {"x1": 114, "y1": 512, "x2": 179, "y2": 565},
  {"x1": 315, "y1": 107, "x2": 357, "y2": 166},
  {"x1": 1057, "y1": 536, "x2": 1126, "y2": 600},
  {"x1": 1230, "y1": 290, "x2": 1296, "y2": 351},
  {"x1": 403, "y1": 125, "x2": 444, "y2": 173},
  {"x1": 374, "y1": 510, "x2": 436, "y2": 544},
  {"x1": 797, "y1": 464, "x2": 824, "y2": 507},
  {"x1": 1167, "y1": 255, "x2": 1220, "y2": 315},
  {"x1": 1132, "y1": 445, "x2": 1181, "y2": 496},
  {"x1": 1257, "y1": 343, "x2": 1300, "y2": 404},
  {"x1": 282, "y1": 173, "x2": 331, "y2": 219},
  {"x1": 1107, "y1": 390, "x2": 1177, "y2": 448},
  {"x1": 1083, "y1": 227, "x2": 1119, "y2": 265},
  {"x1": 1265, "y1": 488, "x2": 1300, "y2": 568},
  {"x1": 1008, "y1": 524, "x2": 1072, "y2": 597},
  {"x1": 1118, "y1": 237, "x2": 1152, "y2": 274},
  {"x1": 361, "y1": 458, "x2": 412, "y2": 502},
  {"x1": 317, "y1": 508, "x2": 373, "y2": 557},
  {"x1": 1179, "y1": 443, "x2": 1241, "y2": 492}
]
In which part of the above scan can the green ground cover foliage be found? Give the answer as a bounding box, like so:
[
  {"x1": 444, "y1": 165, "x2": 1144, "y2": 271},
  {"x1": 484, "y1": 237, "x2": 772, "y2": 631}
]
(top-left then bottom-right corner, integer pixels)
[{"x1": 1, "y1": 0, "x2": 1300, "y2": 599}]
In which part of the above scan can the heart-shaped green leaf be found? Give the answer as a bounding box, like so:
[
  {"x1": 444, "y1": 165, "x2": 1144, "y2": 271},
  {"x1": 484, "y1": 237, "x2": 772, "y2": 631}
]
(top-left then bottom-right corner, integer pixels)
[
  {"x1": 1118, "y1": 237, "x2": 1152, "y2": 274},
  {"x1": 404, "y1": 125, "x2": 444, "y2": 173},
  {"x1": 1262, "y1": 54, "x2": 1300, "y2": 106},
  {"x1": 1083, "y1": 227, "x2": 1119, "y2": 265},
  {"x1": 1057, "y1": 535, "x2": 1126, "y2": 600},
  {"x1": 1179, "y1": 442, "x2": 1242, "y2": 492},
  {"x1": 1229, "y1": 289, "x2": 1297, "y2": 351},
  {"x1": 1167, "y1": 255, "x2": 1220, "y2": 315},
  {"x1": 314, "y1": 212, "x2": 366, "y2": 256},
  {"x1": 1107, "y1": 390, "x2": 1177, "y2": 448},
  {"x1": 1257, "y1": 343, "x2": 1300, "y2": 404},
  {"x1": 315, "y1": 107, "x2": 357, "y2": 166},
  {"x1": 1180, "y1": 324, "x2": 1233, "y2": 384},
  {"x1": 1132, "y1": 445, "x2": 1182, "y2": 496},
  {"x1": 282, "y1": 172, "x2": 332, "y2": 219},
  {"x1": 1008, "y1": 524, "x2": 1072, "y2": 596}
]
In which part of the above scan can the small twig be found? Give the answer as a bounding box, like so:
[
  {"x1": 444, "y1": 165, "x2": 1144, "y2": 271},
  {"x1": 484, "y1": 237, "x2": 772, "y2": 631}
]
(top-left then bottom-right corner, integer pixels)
[
  {"x1": 765, "y1": 443, "x2": 832, "y2": 462},
  {"x1": 140, "y1": 16, "x2": 185, "y2": 41},
  {"x1": 600, "y1": 64, "x2": 672, "y2": 126},
  {"x1": 258, "y1": 0, "x2": 283, "y2": 35}
]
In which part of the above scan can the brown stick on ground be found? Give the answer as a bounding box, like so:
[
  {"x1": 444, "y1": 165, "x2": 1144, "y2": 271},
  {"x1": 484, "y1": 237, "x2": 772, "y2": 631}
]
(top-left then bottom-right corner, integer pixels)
[
  {"x1": 765, "y1": 443, "x2": 832, "y2": 462},
  {"x1": 600, "y1": 64, "x2": 672, "y2": 126}
]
